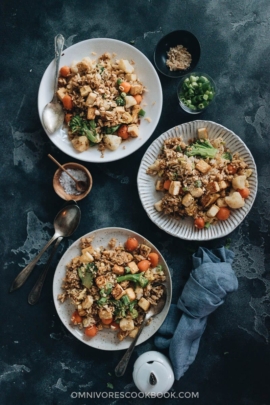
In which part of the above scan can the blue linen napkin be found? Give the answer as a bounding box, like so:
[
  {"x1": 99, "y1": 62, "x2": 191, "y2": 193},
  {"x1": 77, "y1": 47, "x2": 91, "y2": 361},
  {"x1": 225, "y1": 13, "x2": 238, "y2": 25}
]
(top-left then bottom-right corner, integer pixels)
[{"x1": 155, "y1": 247, "x2": 238, "y2": 380}]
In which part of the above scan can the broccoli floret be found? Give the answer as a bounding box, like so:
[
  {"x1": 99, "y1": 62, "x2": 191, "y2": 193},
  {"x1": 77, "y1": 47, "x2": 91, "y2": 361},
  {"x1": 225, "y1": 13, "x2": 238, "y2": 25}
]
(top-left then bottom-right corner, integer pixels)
[
  {"x1": 116, "y1": 274, "x2": 149, "y2": 288},
  {"x1": 78, "y1": 262, "x2": 97, "y2": 289},
  {"x1": 222, "y1": 152, "x2": 232, "y2": 161},
  {"x1": 69, "y1": 115, "x2": 100, "y2": 143},
  {"x1": 186, "y1": 139, "x2": 217, "y2": 159}
]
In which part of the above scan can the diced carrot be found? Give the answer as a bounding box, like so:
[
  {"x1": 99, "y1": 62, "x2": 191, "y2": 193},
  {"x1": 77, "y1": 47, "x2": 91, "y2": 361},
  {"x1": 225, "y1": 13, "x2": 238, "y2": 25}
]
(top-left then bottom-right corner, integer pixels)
[
  {"x1": 163, "y1": 180, "x2": 171, "y2": 190},
  {"x1": 138, "y1": 260, "x2": 151, "y2": 272},
  {"x1": 148, "y1": 253, "x2": 159, "y2": 267},
  {"x1": 119, "y1": 82, "x2": 131, "y2": 93},
  {"x1": 64, "y1": 114, "x2": 73, "y2": 124},
  {"x1": 101, "y1": 318, "x2": 113, "y2": 325},
  {"x1": 134, "y1": 95, "x2": 142, "y2": 104},
  {"x1": 117, "y1": 124, "x2": 129, "y2": 139},
  {"x1": 125, "y1": 237, "x2": 139, "y2": 252},
  {"x1": 62, "y1": 94, "x2": 73, "y2": 110},
  {"x1": 237, "y1": 188, "x2": 250, "y2": 198},
  {"x1": 71, "y1": 311, "x2": 82, "y2": 325},
  {"x1": 194, "y1": 218, "x2": 205, "y2": 229},
  {"x1": 60, "y1": 66, "x2": 71, "y2": 77},
  {"x1": 85, "y1": 325, "x2": 98, "y2": 337},
  {"x1": 216, "y1": 207, "x2": 230, "y2": 220}
]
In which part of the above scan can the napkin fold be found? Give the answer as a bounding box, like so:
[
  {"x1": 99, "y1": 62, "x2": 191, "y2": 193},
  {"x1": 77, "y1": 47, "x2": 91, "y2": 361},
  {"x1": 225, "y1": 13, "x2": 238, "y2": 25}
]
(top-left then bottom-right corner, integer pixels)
[{"x1": 155, "y1": 247, "x2": 238, "y2": 380}]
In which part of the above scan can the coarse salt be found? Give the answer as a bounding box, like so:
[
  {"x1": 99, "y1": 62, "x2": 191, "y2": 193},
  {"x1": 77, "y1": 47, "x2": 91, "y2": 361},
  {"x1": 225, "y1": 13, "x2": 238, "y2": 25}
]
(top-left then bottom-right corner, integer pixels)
[{"x1": 59, "y1": 169, "x2": 87, "y2": 195}]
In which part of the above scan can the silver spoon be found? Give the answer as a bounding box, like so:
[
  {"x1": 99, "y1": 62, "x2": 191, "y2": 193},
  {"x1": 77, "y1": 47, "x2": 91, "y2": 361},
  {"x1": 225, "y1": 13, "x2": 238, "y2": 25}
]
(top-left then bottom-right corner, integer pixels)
[
  {"x1": 115, "y1": 286, "x2": 167, "y2": 377},
  {"x1": 42, "y1": 34, "x2": 65, "y2": 134},
  {"x1": 10, "y1": 204, "x2": 81, "y2": 292},
  {"x1": 27, "y1": 236, "x2": 63, "y2": 305},
  {"x1": 48, "y1": 154, "x2": 88, "y2": 193}
]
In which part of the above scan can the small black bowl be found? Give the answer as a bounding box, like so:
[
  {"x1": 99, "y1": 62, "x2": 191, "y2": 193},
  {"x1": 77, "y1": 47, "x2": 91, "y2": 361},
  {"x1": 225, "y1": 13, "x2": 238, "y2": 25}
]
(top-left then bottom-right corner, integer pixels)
[{"x1": 154, "y1": 30, "x2": 201, "y2": 78}]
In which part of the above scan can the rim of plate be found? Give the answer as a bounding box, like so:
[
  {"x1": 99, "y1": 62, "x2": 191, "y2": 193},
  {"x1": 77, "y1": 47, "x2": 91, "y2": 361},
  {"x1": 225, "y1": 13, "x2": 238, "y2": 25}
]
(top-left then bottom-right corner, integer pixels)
[
  {"x1": 137, "y1": 120, "x2": 258, "y2": 241},
  {"x1": 53, "y1": 227, "x2": 172, "y2": 350},
  {"x1": 38, "y1": 38, "x2": 163, "y2": 163}
]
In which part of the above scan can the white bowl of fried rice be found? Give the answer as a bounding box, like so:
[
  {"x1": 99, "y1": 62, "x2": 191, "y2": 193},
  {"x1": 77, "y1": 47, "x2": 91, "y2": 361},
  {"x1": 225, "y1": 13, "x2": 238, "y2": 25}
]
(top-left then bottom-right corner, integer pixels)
[
  {"x1": 137, "y1": 121, "x2": 258, "y2": 241},
  {"x1": 38, "y1": 38, "x2": 163, "y2": 163}
]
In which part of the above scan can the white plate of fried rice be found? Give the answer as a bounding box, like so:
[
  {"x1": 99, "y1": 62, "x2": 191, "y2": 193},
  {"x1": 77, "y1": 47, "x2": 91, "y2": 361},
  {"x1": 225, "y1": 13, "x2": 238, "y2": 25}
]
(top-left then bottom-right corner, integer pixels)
[
  {"x1": 137, "y1": 121, "x2": 257, "y2": 241},
  {"x1": 38, "y1": 38, "x2": 162, "y2": 163},
  {"x1": 53, "y1": 227, "x2": 172, "y2": 350}
]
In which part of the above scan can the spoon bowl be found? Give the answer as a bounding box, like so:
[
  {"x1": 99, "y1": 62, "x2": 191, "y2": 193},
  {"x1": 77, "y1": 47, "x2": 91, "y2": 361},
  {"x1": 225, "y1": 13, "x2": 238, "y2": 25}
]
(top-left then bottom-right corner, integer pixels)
[
  {"x1": 42, "y1": 34, "x2": 65, "y2": 134},
  {"x1": 10, "y1": 203, "x2": 81, "y2": 292}
]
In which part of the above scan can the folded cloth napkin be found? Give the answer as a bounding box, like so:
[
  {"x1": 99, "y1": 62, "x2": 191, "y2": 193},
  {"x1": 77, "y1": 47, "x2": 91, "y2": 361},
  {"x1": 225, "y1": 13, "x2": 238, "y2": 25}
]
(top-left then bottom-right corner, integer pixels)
[{"x1": 155, "y1": 246, "x2": 238, "y2": 380}]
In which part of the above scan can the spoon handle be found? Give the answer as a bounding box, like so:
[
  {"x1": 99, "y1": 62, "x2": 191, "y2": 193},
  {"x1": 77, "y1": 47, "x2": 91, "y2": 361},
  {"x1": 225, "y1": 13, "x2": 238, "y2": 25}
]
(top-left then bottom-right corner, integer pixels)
[
  {"x1": 28, "y1": 237, "x2": 63, "y2": 305},
  {"x1": 9, "y1": 234, "x2": 59, "y2": 292},
  {"x1": 52, "y1": 34, "x2": 65, "y2": 101},
  {"x1": 115, "y1": 316, "x2": 148, "y2": 377},
  {"x1": 48, "y1": 154, "x2": 78, "y2": 184}
]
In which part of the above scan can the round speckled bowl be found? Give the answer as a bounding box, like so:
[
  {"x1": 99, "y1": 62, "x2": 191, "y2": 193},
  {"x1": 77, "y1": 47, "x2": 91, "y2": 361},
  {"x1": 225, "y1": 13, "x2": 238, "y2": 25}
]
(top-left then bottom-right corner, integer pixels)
[
  {"x1": 53, "y1": 162, "x2": 93, "y2": 201},
  {"x1": 53, "y1": 227, "x2": 172, "y2": 351}
]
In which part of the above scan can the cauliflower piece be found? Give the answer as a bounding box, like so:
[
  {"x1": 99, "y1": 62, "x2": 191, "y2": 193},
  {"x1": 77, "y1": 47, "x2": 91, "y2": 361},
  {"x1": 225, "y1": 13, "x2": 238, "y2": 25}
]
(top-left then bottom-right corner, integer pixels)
[
  {"x1": 71, "y1": 136, "x2": 89, "y2": 152},
  {"x1": 225, "y1": 192, "x2": 245, "y2": 209},
  {"x1": 232, "y1": 175, "x2": 246, "y2": 190},
  {"x1": 125, "y1": 95, "x2": 137, "y2": 109},
  {"x1": 118, "y1": 59, "x2": 134, "y2": 74},
  {"x1": 99, "y1": 308, "x2": 113, "y2": 320},
  {"x1": 82, "y1": 295, "x2": 94, "y2": 309},
  {"x1": 103, "y1": 135, "x2": 122, "y2": 151},
  {"x1": 138, "y1": 297, "x2": 150, "y2": 312},
  {"x1": 85, "y1": 92, "x2": 97, "y2": 106}
]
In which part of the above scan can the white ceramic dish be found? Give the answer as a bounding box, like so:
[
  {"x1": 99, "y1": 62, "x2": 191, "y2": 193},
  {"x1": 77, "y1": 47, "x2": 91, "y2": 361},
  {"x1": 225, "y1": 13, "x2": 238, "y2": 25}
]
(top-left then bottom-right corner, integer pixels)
[
  {"x1": 137, "y1": 120, "x2": 258, "y2": 241},
  {"x1": 38, "y1": 38, "x2": 163, "y2": 163},
  {"x1": 53, "y1": 227, "x2": 172, "y2": 351}
]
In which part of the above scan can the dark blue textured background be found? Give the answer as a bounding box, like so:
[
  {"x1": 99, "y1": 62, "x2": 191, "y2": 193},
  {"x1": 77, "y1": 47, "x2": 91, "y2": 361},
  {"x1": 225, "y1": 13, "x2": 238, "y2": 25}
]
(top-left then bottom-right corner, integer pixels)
[{"x1": 1, "y1": 1, "x2": 270, "y2": 404}]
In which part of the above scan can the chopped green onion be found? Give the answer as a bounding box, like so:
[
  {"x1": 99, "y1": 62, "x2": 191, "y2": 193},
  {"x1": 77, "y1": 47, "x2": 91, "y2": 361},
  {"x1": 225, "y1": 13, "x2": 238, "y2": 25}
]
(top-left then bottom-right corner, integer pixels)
[
  {"x1": 117, "y1": 78, "x2": 123, "y2": 85},
  {"x1": 125, "y1": 267, "x2": 131, "y2": 274},
  {"x1": 176, "y1": 145, "x2": 182, "y2": 152},
  {"x1": 204, "y1": 222, "x2": 211, "y2": 229},
  {"x1": 138, "y1": 109, "x2": 146, "y2": 117},
  {"x1": 121, "y1": 295, "x2": 130, "y2": 305}
]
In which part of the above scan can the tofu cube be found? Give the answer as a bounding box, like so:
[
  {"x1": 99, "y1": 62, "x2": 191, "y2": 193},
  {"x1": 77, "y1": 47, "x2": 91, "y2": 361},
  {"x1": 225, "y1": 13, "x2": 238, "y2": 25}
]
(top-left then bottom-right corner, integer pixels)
[
  {"x1": 118, "y1": 59, "x2": 134, "y2": 74},
  {"x1": 112, "y1": 265, "x2": 125, "y2": 275},
  {"x1": 196, "y1": 160, "x2": 211, "y2": 174},
  {"x1": 56, "y1": 87, "x2": 67, "y2": 101},
  {"x1": 82, "y1": 246, "x2": 95, "y2": 255},
  {"x1": 130, "y1": 84, "x2": 143, "y2": 95},
  {"x1": 119, "y1": 318, "x2": 135, "y2": 331},
  {"x1": 154, "y1": 200, "x2": 163, "y2": 212},
  {"x1": 190, "y1": 187, "x2": 204, "y2": 198},
  {"x1": 125, "y1": 288, "x2": 136, "y2": 301},
  {"x1": 200, "y1": 193, "x2": 220, "y2": 207},
  {"x1": 111, "y1": 284, "x2": 126, "y2": 300},
  {"x1": 95, "y1": 276, "x2": 107, "y2": 289},
  {"x1": 87, "y1": 107, "x2": 96, "y2": 120},
  {"x1": 182, "y1": 193, "x2": 194, "y2": 207},
  {"x1": 85, "y1": 92, "x2": 97, "y2": 106},
  {"x1": 80, "y1": 85, "x2": 91, "y2": 97},
  {"x1": 207, "y1": 204, "x2": 220, "y2": 218},
  {"x1": 206, "y1": 182, "x2": 220, "y2": 193},
  {"x1": 127, "y1": 261, "x2": 139, "y2": 274},
  {"x1": 197, "y1": 128, "x2": 208, "y2": 139},
  {"x1": 169, "y1": 181, "x2": 181, "y2": 196},
  {"x1": 125, "y1": 73, "x2": 137, "y2": 81},
  {"x1": 135, "y1": 286, "x2": 143, "y2": 300},
  {"x1": 218, "y1": 180, "x2": 229, "y2": 190},
  {"x1": 79, "y1": 252, "x2": 94, "y2": 263},
  {"x1": 127, "y1": 124, "x2": 139, "y2": 138},
  {"x1": 129, "y1": 328, "x2": 139, "y2": 338},
  {"x1": 155, "y1": 180, "x2": 164, "y2": 191},
  {"x1": 138, "y1": 297, "x2": 151, "y2": 312}
]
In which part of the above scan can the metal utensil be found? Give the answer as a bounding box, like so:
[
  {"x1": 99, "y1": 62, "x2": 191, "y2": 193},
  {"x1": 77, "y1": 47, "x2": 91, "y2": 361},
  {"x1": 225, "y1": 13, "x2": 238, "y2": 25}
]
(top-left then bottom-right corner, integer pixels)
[
  {"x1": 48, "y1": 154, "x2": 88, "y2": 192},
  {"x1": 10, "y1": 204, "x2": 81, "y2": 292},
  {"x1": 28, "y1": 236, "x2": 63, "y2": 305},
  {"x1": 115, "y1": 286, "x2": 167, "y2": 377},
  {"x1": 42, "y1": 34, "x2": 65, "y2": 134}
]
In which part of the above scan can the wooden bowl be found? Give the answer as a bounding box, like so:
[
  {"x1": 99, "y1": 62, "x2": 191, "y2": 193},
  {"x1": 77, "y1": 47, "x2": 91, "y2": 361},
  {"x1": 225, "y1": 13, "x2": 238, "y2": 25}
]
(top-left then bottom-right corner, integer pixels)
[{"x1": 53, "y1": 162, "x2": 93, "y2": 201}]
